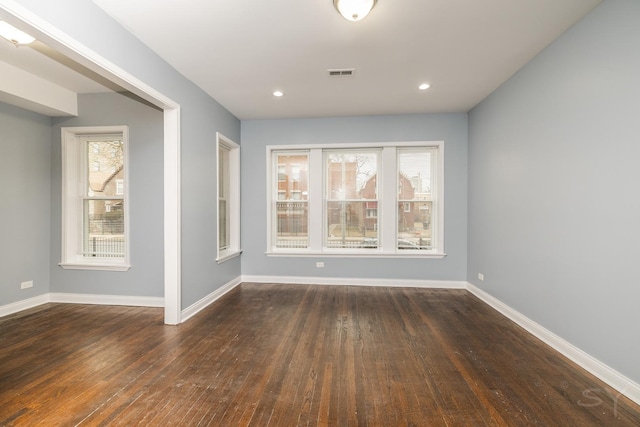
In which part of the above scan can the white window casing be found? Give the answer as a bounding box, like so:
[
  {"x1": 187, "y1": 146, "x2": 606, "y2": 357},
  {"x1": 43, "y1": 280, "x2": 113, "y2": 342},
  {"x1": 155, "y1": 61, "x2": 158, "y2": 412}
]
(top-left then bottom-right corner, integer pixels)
[
  {"x1": 216, "y1": 132, "x2": 241, "y2": 263},
  {"x1": 60, "y1": 126, "x2": 130, "y2": 271},
  {"x1": 266, "y1": 141, "x2": 445, "y2": 258}
]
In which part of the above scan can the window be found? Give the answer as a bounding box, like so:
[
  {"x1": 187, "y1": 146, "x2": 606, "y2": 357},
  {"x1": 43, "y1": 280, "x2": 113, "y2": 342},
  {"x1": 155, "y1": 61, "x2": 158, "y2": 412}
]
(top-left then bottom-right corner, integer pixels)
[
  {"x1": 219, "y1": 145, "x2": 230, "y2": 251},
  {"x1": 397, "y1": 148, "x2": 437, "y2": 250},
  {"x1": 216, "y1": 133, "x2": 241, "y2": 262},
  {"x1": 115, "y1": 179, "x2": 124, "y2": 196},
  {"x1": 61, "y1": 126, "x2": 130, "y2": 270},
  {"x1": 267, "y1": 142, "x2": 444, "y2": 257},
  {"x1": 326, "y1": 150, "x2": 378, "y2": 249},
  {"x1": 272, "y1": 152, "x2": 309, "y2": 249}
]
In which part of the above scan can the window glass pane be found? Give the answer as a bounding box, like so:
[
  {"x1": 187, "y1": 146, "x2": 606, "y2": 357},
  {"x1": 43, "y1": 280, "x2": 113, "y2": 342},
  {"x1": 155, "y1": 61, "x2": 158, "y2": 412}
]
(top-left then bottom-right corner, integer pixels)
[
  {"x1": 326, "y1": 151, "x2": 377, "y2": 200},
  {"x1": 86, "y1": 139, "x2": 124, "y2": 197},
  {"x1": 275, "y1": 201, "x2": 308, "y2": 248},
  {"x1": 219, "y1": 146, "x2": 230, "y2": 251},
  {"x1": 219, "y1": 199, "x2": 228, "y2": 250},
  {"x1": 327, "y1": 201, "x2": 378, "y2": 248},
  {"x1": 218, "y1": 146, "x2": 228, "y2": 197},
  {"x1": 83, "y1": 199, "x2": 125, "y2": 257},
  {"x1": 274, "y1": 153, "x2": 309, "y2": 248},
  {"x1": 398, "y1": 149, "x2": 433, "y2": 250},
  {"x1": 325, "y1": 151, "x2": 378, "y2": 249}
]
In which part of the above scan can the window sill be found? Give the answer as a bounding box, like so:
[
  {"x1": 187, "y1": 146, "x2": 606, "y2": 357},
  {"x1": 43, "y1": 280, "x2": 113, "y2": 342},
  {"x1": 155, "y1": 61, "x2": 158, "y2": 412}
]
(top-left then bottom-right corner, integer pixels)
[
  {"x1": 216, "y1": 250, "x2": 242, "y2": 264},
  {"x1": 59, "y1": 262, "x2": 131, "y2": 272},
  {"x1": 265, "y1": 251, "x2": 446, "y2": 259}
]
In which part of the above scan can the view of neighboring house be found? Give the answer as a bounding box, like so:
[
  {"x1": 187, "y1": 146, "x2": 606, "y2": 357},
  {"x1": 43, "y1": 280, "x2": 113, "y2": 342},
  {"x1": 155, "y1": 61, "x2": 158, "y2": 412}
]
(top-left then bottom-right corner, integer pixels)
[
  {"x1": 274, "y1": 152, "x2": 433, "y2": 250},
  {"x1": 85, "y1": 138, "x2": 125, "y2": 257},
  {"x1": 276, "y1": 154, "x2": 309, "y2": 241}
]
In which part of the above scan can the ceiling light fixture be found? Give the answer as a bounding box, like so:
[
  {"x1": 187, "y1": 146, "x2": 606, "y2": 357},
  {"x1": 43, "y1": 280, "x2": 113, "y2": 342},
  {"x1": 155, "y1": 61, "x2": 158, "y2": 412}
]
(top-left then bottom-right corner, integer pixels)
[
  {"x1": 333, "y1": 0, "x2": 377, "y2": 22},
  {"x1": 418, "y1": 83, "x2": 431, "y2": 90},
  {"x1": 273, "y1": 90, "x2": 284, "y2": 97},
  {"x1": 0, "y1": 21, "x2": 35, "y2": 46}
]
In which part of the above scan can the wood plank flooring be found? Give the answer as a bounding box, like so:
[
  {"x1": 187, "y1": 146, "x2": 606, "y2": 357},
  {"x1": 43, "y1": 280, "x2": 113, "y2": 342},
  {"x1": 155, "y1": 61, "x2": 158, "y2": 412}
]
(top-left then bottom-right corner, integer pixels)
[{"x1": 1, "y1": 283, "x2": 639, "y2": 426}]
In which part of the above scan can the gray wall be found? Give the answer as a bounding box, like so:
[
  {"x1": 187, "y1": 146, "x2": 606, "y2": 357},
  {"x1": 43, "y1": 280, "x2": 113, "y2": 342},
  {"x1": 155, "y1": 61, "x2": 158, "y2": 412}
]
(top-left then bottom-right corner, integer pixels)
[
  {"x1": 468, "y1": 0, "x2": 640, "y2": 383},
  {"x1": 50, "y1": 93, "x2": 163, "y2": 296},
  {"x1": 13, "y1": 0, "x2": 242, "y2": 309},
  {"x1": 0, "y1": 102, "x2": 51, "y2": 306},
  {"x1": 241, "y1": 114, "x2": 468, "y2": 281}
]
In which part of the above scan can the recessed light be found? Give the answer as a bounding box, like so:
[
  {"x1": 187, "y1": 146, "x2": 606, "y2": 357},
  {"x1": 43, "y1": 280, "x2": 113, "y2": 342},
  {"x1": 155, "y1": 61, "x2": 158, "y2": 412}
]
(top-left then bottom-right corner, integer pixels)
[
  {"x1": 0, "y1": 21, "x2": 36, "y2": 45},
  {"x1": 273, "y1": 90, "x2": 284, "y2": 97},
  {"x1": 418, "y1": 83, "x2": 431, "y2": 90}
]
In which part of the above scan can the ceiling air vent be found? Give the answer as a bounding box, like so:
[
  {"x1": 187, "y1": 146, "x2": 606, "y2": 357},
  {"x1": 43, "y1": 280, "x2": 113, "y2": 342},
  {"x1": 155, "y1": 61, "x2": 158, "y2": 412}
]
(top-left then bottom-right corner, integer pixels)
[{"x1": 328, "y1": 68, "x2": 355, "y2": 77}]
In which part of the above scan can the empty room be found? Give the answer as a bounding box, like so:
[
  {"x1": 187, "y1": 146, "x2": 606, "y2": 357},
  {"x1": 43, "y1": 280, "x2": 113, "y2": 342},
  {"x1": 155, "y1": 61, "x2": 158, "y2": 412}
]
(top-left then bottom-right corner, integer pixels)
[{"x1": 1, "y1": 0, "x2": 639, "y2": 425}]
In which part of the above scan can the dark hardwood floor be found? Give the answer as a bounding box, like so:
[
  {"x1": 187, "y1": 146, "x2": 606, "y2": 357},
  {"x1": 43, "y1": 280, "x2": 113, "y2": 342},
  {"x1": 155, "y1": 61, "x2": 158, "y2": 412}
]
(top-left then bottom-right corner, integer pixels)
[{"x1": 1, "y1": 283, "x2": 639, "y2": 426}]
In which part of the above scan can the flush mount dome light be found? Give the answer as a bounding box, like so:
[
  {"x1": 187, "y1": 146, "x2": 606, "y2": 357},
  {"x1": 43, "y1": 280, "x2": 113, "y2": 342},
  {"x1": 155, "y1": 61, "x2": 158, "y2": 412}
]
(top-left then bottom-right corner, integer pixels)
[
  {"x1": 273, "y1": 90, "x2": 284, "y2": 97},
  {"x1": 333, "y1": 0, "x2": 377, "y2": 22},
  {"x1": 0, "y1": 21, "x2": 35, "y2": 45}
]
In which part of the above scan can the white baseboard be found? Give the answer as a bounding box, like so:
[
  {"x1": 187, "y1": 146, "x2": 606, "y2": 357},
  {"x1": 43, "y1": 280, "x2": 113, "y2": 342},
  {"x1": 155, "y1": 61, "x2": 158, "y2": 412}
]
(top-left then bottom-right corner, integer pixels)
[
  {"x1": 0, "y1": 293, "x2": 164, "y2": 318},
  {"x1": 467, "y1": 283, "x2": 640, "y2": 406},
  {"x1": 241, "y1": 275, "x2": 467, "y2": 289},
  {"x1": 181, "y1": 276, "x2": 242, "y2": 323},
  {"x1": 49, "y1": 293, "x2": 164, "y2": 307},
  {"x1": 0, "y1": 294, "x2": 50, "y2": 317}
]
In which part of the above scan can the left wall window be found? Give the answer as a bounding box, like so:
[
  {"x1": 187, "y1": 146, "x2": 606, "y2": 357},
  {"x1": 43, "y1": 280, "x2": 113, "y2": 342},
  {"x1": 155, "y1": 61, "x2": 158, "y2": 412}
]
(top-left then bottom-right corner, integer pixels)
[
  {"x1": 216, "y1": 132, "x2": 241, "y2": 262},
  {"x1": 61, "y1": 126, "x2": 130, "y2": 271}
]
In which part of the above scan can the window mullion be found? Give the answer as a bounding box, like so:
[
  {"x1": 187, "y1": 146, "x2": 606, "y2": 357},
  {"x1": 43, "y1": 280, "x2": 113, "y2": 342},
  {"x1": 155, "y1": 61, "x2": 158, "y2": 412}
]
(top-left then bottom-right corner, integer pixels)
[
  {"x1": 308, "y1": 149, "x2": 323, "y2": 251},
  {"x1": 380, "y1": 147, "x2": 397, "y2": 252},
  {"x1": 434, "y1": 144, "x2": 444, "y2": 252}
]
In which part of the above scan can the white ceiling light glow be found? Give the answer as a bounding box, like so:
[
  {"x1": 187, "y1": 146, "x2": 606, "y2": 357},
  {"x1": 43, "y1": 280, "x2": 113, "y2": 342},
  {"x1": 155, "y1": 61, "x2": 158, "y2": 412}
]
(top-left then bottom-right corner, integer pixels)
[
  {"x1": 273, "y1": 90, "x2": 284, "y2": 97},
  {"x1": 419, "y1": 83, "x2": 431, "y2": 90},
  {"x1": 333, "y1": 0, "x2": 377, "y2": 22},
  {"x1": 0, "y1": 21, "x2": 35, "y2": 45}
]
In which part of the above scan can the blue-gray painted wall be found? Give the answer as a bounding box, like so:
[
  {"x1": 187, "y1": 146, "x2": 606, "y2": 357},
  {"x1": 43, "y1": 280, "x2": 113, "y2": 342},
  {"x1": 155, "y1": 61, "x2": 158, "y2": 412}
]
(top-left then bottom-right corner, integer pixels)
[
  {"x1": 0, "y1": 103, "x2": 51, "y2": 305},
  {"x1": 241, "y1": 114, "x2": 468, "y2": 280},
  {"x1": 13, "y1": 0, "x2": 242, "y2": 309},
  {"x1": 50, "y1": 93, "x2": 164, "y2": 296},
  {"x1": 467, "y1": 0, "x2": 640, "y2": 383}
]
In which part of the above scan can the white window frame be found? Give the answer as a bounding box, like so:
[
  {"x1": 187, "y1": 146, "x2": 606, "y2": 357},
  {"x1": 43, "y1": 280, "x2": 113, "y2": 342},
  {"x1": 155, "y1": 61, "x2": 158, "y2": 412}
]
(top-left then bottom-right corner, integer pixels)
[
  {"x1": 323, "y1": 148, "x2": 380, "y2": 252},
  {"x1": 266, "y1": 141, "x2": 445, "y2": 258},
  {"x1": 60, "y1": 126, "x2": 130, "y2": 271},
  {"x1": 216, "y1": 132, "x2": 241, "y2": 263},
  {"x1": 115, "y1": 179, "x2": 124, "y2": 196},
  {"x1": 270, "y1": 150, "x2": 311, "y2": 252}
]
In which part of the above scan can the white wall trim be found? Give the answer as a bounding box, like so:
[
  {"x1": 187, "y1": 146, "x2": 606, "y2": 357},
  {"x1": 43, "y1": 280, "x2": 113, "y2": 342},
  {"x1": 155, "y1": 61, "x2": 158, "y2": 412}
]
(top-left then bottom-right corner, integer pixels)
[
  {"x1": 49, "y1": 293, "x2": 164, "y2": 307},
  {"x1": 0, "y1": 294, "x2": 50, "y2": 317},
  {"x1": 163, "y1": 108, "x2": 181, "y2": 324},
  {"x1": 181, "y1": 276, "x2": 242, "y2": 323},
  {"x1": 0, "y1": 293, "x2": 164, "y2": 318},
  {"x1": 467, "y1": 283, "x2": 640, "y2": 406},
  {"x1": 241, "y1": 275, "x2": 467, "y2": 289}
]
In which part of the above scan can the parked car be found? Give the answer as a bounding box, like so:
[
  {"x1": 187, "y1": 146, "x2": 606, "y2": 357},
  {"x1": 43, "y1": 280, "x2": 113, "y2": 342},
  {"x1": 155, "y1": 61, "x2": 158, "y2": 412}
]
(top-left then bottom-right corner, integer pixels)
[{"x1": 361, "y1": 238, "x2": 424, "y2": 249}]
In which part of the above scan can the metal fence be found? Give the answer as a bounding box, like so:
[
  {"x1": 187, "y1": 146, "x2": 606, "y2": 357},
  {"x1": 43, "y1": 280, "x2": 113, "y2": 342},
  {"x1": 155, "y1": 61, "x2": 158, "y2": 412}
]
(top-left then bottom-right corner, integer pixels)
[{"x1": 83, "y1": 235, "x2": 125, "y2": 258}]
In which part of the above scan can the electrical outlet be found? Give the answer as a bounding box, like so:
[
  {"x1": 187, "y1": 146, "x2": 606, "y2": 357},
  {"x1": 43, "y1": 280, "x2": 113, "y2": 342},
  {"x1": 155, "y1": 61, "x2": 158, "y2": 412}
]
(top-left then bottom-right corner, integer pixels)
[
  {"x1": 477, "y1": 273, "x2": 484, "y2": 281},
  {"x1": 21, "y1": 280, "x2": 33, "y2": 289},
  {"x1": 316, "y1": 262, "x2": 325, "y2": 268}
]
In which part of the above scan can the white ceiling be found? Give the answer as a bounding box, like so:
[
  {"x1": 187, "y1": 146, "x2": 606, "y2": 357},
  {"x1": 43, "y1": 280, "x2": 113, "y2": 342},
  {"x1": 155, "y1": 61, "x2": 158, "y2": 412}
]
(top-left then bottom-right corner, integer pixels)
[
  {"x1": 1, "y1": 0, "x2": 601, "y2": 119},
  {"x1": 92, "y1": 0, "x2": 601, "y2": 120}
]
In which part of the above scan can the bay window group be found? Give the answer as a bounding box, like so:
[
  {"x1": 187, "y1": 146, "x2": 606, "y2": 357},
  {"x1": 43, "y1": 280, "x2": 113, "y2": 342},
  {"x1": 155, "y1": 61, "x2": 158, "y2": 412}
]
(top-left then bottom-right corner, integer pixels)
[{"x1": 268, "y1": 142, "x2": 443, "y2": 256}]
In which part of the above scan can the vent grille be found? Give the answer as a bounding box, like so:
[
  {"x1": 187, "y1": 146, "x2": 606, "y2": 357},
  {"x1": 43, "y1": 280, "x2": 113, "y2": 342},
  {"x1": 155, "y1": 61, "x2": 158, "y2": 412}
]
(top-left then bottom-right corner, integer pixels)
[{"x1": 328, "y1": 68, "x2": 355, "y2": 77}]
